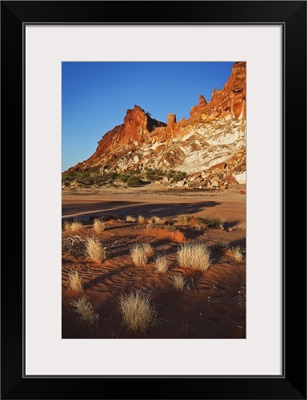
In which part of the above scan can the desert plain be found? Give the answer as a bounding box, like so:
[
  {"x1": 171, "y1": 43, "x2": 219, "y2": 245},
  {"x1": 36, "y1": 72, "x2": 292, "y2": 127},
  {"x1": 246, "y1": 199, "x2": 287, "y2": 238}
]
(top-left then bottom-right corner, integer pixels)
[{"x1": 62, "y1": 184, "x2": 246, "y2": 339}]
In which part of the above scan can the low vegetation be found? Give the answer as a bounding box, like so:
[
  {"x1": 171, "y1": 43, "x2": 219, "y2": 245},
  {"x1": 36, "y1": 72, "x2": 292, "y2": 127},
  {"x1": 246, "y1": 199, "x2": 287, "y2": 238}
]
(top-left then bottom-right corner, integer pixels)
[
  {"x1": 63, "y1": 167, "x2": 189, "y2": 188},
  {"x1": 93, "y1": 219, "x2": 106, "y2": 233},
  {"x1": 126, "y1": 215, "x2": 136, "y2": 223},
  {"x1": 142, "y1": 243, "x2": 154, "y2": 257},
  {"x1": 164, "y1": 224, "x2": 178, "y2": 232},
  {"x1": 119, "y1": 291, "x2": 156, "y2": 334},
  {"x1": 231, "y1": 246, "x2": 244, "y2": 262},
  {"x1": 176, "y1": 214, "x2": 191, "y2": 224},
  {"x1": 167, "y1": 170, "x2": 187, "y2": 183},
  {"x1": 155, "y1": 255, "x2": 168, "y2": 272},
  {"x1": 127, "y1": 176, "x2": 143, "y2": 187},
  {"x1": 62, "y1": 169, "x2": 117, "y2": 186},
  {"x1": 200, "y1": 215, "x2": 224, "y2": 229},
  {"x1": 63, "y1": 220, "x2": 83, "y2": 232},
  {"x1": 86, "y1": 238, "x2": 106, "y2": 263},
  {"x1": 151, "y1": 216, "x2": 163, "y2": 225},
  {"x1": 146, "y1": 168, "x2": 164, "y2": 182},
  {"x1": 71, "y1": 297, "x2": 99, "y2": 328},
  {"x1": 137, "y1": 215, "x2": 145, "y2": 224},
  {"x1": 177, "y1": 242, "x2": 211, "y2": 272},
  {"x1": 173, "y1": 274, "x2": 186, "y2": 292},
  {"x1": 130, "y1": 243, "x2": 148, "y2": 267},
  {"x1": 62, "y1": 235, "x2": 86, "y2": 257},
  {"x1": 68, "y1": 270, "x2": 83, "y2": 292}
]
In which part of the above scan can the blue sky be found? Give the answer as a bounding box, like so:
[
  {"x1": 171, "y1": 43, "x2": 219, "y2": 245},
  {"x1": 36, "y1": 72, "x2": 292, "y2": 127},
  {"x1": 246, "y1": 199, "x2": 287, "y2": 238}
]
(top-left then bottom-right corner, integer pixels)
[{"x1": 62, "y1": 62, "x2": 234, "y2": 171}]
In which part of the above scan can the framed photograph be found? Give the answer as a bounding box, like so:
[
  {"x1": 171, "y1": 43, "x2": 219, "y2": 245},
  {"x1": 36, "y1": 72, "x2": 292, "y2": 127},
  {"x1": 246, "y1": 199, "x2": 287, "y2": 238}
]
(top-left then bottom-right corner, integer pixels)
[{"x1": 1, "y1": 1, "x2": 306, "y2": 399}]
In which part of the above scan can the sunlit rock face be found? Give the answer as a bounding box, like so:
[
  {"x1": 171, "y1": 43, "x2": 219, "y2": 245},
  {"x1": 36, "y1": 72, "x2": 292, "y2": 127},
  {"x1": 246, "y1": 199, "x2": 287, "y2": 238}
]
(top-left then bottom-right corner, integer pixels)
[{"x1": 69, "y1": 62, "x2": 246, "y2": 187}]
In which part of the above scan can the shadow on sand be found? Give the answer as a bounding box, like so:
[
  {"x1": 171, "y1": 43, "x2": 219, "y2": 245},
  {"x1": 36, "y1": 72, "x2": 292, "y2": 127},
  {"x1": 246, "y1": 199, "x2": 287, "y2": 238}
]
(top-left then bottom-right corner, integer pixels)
[{"x1": 62, "y1": 200, "x2": 221, "y2": 221}]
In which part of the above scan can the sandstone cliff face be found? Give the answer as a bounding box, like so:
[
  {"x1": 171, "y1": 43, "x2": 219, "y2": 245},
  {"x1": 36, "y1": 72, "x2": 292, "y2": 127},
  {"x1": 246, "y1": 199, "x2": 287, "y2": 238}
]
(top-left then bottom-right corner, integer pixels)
[
  {"x1": 70, "y1": 62, "x2": 246, "y2": 187},
  {"x1": 190, "y1": 62, "x2": 246, "y2": 120},
  {"x1": 73, "y1": 106, "x2": 165, "y2": 170}
]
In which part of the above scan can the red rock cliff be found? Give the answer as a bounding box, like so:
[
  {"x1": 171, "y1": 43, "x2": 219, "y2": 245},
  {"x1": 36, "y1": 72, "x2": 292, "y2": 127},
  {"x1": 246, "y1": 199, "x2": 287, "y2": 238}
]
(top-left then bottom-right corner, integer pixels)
[
  {"x1": 69, "y1": 62, "x2": 246, "y2": 173},
  {"x1": 73, "y1": 106, "x2": 166, "y2": 170},
  {"x1": 190, "y1": 62, "x2": 246, "y2": 119}
]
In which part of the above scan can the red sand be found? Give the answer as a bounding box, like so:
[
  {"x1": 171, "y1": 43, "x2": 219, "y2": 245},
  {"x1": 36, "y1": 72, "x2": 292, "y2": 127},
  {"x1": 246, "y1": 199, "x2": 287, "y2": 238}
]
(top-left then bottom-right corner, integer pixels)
[{"x1": 62, "y1": 186, "x2": 246, "y2": 338}]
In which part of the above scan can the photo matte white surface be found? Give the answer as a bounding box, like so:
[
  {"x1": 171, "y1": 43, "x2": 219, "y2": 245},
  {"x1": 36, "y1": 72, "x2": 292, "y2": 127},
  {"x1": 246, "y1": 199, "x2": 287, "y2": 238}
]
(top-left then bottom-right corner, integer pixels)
[{"x1": 25, "y1": 25, "x2": 282, "y2": 376}]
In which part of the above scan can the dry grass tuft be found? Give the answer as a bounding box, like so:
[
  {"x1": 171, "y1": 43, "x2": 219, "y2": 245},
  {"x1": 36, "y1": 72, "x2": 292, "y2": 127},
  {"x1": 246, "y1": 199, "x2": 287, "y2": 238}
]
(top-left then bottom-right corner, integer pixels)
[
  {"x1": 138, "y1": 215, "x2": 145, "y2": 224},
  {"x1": 151, "y1": 216, "x2": 163, "y2": 224},
  {"x1": 93, "y1": 219, "x2": 106, "y2": 233},
  {"x1": 201, "y1": 215, "x2": 224, "y2": 229},
  {"x1": 64, "y1": 220, "x2": 83, "y2": 231},
  {"x1": 119, "y1": 291, "x2": 156, "y2": 334},
  {"x1": 126, "y1": 215, "x2": 136, "y2": 223},
  {"x1": 142, "y1": 243, "x2": 154, "y2": 257},
  {"x1": 177, "y1": 214, "x2": 191, "y2": 224},
  {"x1": 130, "y1": 244, "x2": 148, "y2": 267},
  {"x1": 155, "y1": 255, "x2": 168, "y2": 272},
  {"x1": 173, "y1": 274, "x2": 186, "y2": 291},
  {"x1": 86, "y1": 237, "x2": 106, "y2": 263},
  {"x1": 68, "y1": 270, "x2": 83, "y2": 292},
  {"x1": 146, "y1": 223, "x2": 155, "y2": 229},
  {"x1": 177, "y1": 243, "x2": 211, "y2": 272},
  {"x1": 71, "y1": 297, "x2": 99, "y2": 328},
  {"x1": 164, "y1": 224, "x2": 177, "y2": 232},
  {"x1": 232, "y1": 246, "x2": 244, "y2": 262}
]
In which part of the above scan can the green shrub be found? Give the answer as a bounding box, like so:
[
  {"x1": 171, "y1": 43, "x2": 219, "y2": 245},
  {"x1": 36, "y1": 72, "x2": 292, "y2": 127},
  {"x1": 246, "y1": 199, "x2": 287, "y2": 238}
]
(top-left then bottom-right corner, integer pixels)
[
  {"x1": 167, "y1": 170, "x2": 187, "y2": 183},
  {"x1": 129, "y1": 169, "x2": 141, "y2": 176},
  {"x1": 127, "y1": 176, "x2": 143, "y2": 187},
  {"x1": 172, "y1": 172, "x2": 187, "y2": 183},
  {"x1": 75, "y1": 171, "x2": 93, "y2": 185},
  {"x1": 62, "y1": 170, "x2": 77, "y2": 183},
  {"x1": 118, "y1": 174, "x2": 130, "y2": 183},
  {"x1": 146, "y1": 168, "x2": 164, "y2": 181},
  {"x1": 62, "y1": 169, "x2": 118, "y2": 186},
  {"x1": 104, "y1": 171, "x2": 118, "y2": 180}
]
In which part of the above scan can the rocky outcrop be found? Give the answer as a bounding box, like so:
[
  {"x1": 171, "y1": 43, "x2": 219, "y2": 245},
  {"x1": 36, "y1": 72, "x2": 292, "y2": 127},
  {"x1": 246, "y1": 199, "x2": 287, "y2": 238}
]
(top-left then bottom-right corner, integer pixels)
[
  {"x1": 165, "y1": 113, "x2": 177, "y2": 139},
  {"x1": 71, "y1": 106, "x2": 166, "y2": 171},
  {"x1": 190, "y1": 95, "x2": 208, "y2": 118},
  {"x1": 68, "y1": 62, "x2": 246, "y2": 186},
  {"x1": 190, "y1": 62, "x2": 246, "y2": 120}
]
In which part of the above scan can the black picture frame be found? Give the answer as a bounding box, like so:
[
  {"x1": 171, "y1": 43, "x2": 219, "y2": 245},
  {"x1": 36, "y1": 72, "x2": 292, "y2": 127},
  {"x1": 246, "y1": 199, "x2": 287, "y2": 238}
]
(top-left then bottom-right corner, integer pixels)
[{"x1": 1, "y1": 1, "x2": 306, "y2": 399}]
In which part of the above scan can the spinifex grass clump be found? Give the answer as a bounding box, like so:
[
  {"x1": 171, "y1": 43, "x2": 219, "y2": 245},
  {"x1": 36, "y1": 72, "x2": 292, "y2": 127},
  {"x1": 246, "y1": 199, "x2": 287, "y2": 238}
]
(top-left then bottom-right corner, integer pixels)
[
  {"x1": 86, "y1": 238, "x2": 106, "y2": 263},
  {"x1": 177, "y1": 243, "x2": 211, "y2": 272},
  {"x1": 119, "y1": 291, "x2": 156, "y2": 334},
  {"x1": 155, "y1": 255, "x2": 168, "y2": 272},
  {"x1": 151, "y1": 216, "x2": 163, "y2": 225},
  {"x1": 138, "y1": 215, "x2": 145, "y2": 224},
  {"x1": 176, "y1": 214, "x2": 191, "y2": 224},
  {"x1": 126, "y1": 215, "x2": 136, "y2": 222},
  {"x1": 93, "y1": 219, "x2": 106, "y2": 233},
  {"x1": 64, "y1": 220, "x2": 83, "y2": 231},
  {"x1": 173, "y1": 274, "x2": 186, "y2": 292},
  {"x1": 231, "y1": 246, "x2": 244, "y2": 262},
  {"x1": 71, "y1": 297, "x2": 99, "y2": 328},
  {"x1": 68, "y1": 270, "x2": 83, "y2": 292},
  {"x1": 142, "y1": 243, "x2": 154, "y2": 257},
  {"x1": 130, "y1": 244, "x2": 148, "y2": 267}
]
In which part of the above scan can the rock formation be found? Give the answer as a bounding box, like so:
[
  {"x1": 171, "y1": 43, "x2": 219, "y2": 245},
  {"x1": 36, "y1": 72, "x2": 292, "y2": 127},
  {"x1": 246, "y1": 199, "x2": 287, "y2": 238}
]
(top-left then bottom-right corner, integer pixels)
[{"x1": 68, "y1": 62, "x2": 246, "y2": 188}]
